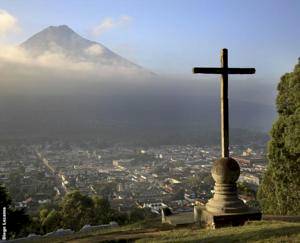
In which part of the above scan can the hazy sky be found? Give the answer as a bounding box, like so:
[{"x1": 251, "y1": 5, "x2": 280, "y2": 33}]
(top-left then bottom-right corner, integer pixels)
[{"x1": 0, "y1": 0, "x2": 299, "y2": 81}]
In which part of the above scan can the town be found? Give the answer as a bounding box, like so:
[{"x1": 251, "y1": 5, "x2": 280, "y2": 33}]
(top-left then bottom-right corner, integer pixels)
[{"x1": 0, "y1": 141, "x2": 266, "y2": 216}]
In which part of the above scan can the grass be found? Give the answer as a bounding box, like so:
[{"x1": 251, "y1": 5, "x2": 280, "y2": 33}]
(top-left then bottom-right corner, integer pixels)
[
  {"x1": 137, "y1": 221, "x2": 300, "y2": 243},
  {"x1": 20, "y1": 218, "x2": 172, "y2": 243},
  {"x1": 18, "y1": 219, "x2": 300, "y2": 243}
]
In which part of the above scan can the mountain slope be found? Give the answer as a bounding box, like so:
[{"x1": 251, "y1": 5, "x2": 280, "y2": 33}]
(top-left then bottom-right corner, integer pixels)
[{"x1": 20, "y1": 25, "x2": 144, "y2": 70}]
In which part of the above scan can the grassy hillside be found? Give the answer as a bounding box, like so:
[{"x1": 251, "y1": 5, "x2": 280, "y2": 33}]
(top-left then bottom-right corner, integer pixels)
[
  {"x1": 19, "y1": 219, "x2": 300, "y2": 243},
  {"x1": 137, "y1": 221, "x2": 300, "y2": 243}
]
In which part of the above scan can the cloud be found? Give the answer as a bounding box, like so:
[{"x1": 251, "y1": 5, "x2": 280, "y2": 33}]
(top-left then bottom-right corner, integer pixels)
[
  {"x1": 0, "y1": 44, "x2": 92, "y2": 71},
  {"x1": 92, "y1": 15, "x2": 132, "y2": 36},
  {"x1": 0, "y1": 44, "x2": 150, "y2": 87},
  {"x1": 85, "y1": 44, "x2": 104, "y2": 56},
  {"x1": 0, "y1": 9, "x2": 19, "y2": 37}
]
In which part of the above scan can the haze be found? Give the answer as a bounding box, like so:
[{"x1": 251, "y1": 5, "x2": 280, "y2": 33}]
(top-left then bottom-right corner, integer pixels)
[{"x1": 0, "y1": 0, "x2": 298, "y2": 143}]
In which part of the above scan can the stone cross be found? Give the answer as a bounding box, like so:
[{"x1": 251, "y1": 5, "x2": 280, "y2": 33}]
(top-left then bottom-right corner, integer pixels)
[{"x1": 193, "y1": 48, "x2": 255, "y2": 157}]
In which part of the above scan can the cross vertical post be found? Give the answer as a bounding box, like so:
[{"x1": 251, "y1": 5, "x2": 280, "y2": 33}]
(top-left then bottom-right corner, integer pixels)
[
  {"x1": 221, "y1": 49, "x2": 229, "y2": 157},
  {"x1": 193, "y1": 48, "x2": 255, "y2": 158}
]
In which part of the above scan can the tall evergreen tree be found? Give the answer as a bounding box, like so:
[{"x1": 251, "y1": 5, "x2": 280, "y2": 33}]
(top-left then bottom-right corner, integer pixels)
[{"x1": 258, "y1": 58, "x2": 300, "y2": 215}]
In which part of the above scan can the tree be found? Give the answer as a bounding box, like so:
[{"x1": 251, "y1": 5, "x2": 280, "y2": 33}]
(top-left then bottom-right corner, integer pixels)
[
  {"x1": 39, "y1": 208, "x2": 49, "y2": 223},
  {"x1": 0, "y1": 184, "x2": 30, "y2": 239},
  {"x1": 237, "y1": 182, "x2": 255, "y2": 197},
  {"x1": 42, "y1": 209, "x2": 62, "y2": 233},
  {"x1": 258, "y1": 59, "x2": 300, "y2": 215},
  {"x1": 37, "y1": 191, "x2": 128, "y2": 233},
  {"x1": 0, "y1": 184, "x2": 11, "y2": 206},
  {"x1": 91, "y1": 196, "x2": 115, "y2": 225},
  {"x1": 128, "y1": 208, "x2": 155, "y2": 223},
  {"x1": 59, "y1": 190, "x2": 94, "y2": 231}
]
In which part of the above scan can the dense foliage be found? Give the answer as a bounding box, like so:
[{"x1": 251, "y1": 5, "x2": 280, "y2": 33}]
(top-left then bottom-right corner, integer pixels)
[
  {"x1": 0, "y1": 184, "x2": 30, "y2": 239},
  {"x1": 258, "y1": 59, "x2": 300, "y2": 215},
  {"x1": 0, "y1": 185, "x2": 155, "y2": 238},
  {"x1": 33, "y1": 190, "x2": 155, "y2": 234}
]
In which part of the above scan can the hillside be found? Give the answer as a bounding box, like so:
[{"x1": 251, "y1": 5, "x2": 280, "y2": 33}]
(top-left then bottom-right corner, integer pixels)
[{"x1": 16, "y1": 219, "x2": 300, "y2": 243}]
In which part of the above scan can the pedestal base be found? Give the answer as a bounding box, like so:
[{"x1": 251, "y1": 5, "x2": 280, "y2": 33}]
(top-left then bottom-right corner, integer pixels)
[{"x1": 195, "y1": 206, "x2": 261, "y2": 228}]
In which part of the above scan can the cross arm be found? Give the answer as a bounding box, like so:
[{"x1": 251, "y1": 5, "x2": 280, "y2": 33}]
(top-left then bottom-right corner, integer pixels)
[
  {"x1": 193, "y1": 67, "x2": 255, "y2": 74},
  {"x1": 193, "y1": 67, "x2": 223, "y2": 74},
  {"x1": 227, "y1": 68, "x2": 255, "y2": 74}
]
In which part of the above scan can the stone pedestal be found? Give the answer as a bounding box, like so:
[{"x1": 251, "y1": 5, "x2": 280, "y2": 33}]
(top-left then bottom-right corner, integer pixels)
[
  {"x1": 195, "y1": 157, "x2": 261, "y2": 228},
  {"x1": 195, "y1": 205, "x2": 261, "y2": 228}
]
